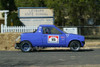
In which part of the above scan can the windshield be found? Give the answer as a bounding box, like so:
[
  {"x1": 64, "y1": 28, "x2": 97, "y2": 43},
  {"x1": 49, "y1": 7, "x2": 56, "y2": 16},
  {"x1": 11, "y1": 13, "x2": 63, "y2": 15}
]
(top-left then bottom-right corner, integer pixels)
[{"x1": 57, "y1": 27, "x2": 68, "y2": 34}]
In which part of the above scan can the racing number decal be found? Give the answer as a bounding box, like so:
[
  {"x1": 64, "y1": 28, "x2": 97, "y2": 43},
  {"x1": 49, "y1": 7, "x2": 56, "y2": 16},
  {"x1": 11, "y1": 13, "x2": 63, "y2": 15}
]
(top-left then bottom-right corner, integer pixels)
[{"x1": 48, "y1": 35, "x2": 59, "y2": 43}]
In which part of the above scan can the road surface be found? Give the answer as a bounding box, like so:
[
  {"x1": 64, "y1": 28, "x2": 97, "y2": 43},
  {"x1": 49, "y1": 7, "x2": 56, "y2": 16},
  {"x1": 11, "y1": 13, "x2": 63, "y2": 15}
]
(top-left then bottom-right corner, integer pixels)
[{"x1": 0, "y1": 49, "x2": 100, "y2": 67}]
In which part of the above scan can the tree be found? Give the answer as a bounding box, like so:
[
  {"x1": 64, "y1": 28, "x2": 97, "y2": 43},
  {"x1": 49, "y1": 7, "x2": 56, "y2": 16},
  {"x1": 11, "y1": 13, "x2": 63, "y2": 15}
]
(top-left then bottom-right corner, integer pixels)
[
  {"x1": 0, "y1": 0, "x2": 16, "y2": 11},
  {"x1": 85, "y1": 0, "x2": 100, "y2": 25},
  {"x1": 0, "y1": 0, "x2": 8, "y2": 10},
  {"x1": 66, "y1": 0, "x2": 88, "y2": 26},
  {"x1": 9, "y1": 0, "x2": 17, "y2": 11},
  {"x1": 66, "y1": 0, "x2": 100, "y2": 26},
  {"x1": 7, "y1": 12, "x2": 22, "y2": 26},
  {"x1": 15, "y1": 0, "x2": 46, "y2": 8},
  {"x1": 0, "y1": 0, "x2": 3, "y2": 9},
  {"x1": 45, "y1": 0, "x2": 100, "y2": 26},
  {"x1": 45, "y1": 0, "x2": 68, "y2": 26},
  {"x1": 0, "y1": 0, "x2": 100, "y2": 26}
]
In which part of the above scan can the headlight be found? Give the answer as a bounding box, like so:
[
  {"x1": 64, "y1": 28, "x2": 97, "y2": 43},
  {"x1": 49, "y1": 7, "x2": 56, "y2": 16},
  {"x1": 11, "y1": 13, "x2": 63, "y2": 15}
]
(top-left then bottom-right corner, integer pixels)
[{"x1": 15, "y1": 35, "x2": 21, "y2": 42}]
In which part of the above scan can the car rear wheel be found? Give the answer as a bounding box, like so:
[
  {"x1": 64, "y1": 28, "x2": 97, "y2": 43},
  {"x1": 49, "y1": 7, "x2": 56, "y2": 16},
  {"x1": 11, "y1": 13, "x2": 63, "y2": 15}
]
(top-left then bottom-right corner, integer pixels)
[
  {"x1": 69, "y1": 41, "x2": 80, "y2": 51},
  {"x1": 20, "y1": 41, "x2": 32, "y2": 52}
]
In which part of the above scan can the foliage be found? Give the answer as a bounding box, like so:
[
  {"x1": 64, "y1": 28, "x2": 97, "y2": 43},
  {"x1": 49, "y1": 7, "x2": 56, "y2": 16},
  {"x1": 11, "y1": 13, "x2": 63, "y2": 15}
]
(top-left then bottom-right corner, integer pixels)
[
  {"x1": 44, "y1": 0, "x2": 67, "y2": 26},
  {"x1": 0, "y1": 0, "x2": 2, "y2": 9},
  {"x1": 0, "y1": 0, "x2": 8, "y2": 10},
  {"x1": 7, "y1": 12, "x2": 22, "y2": 26},
  {"x1": 15, "y1": 0, "x2": 46, "y2": 7},
  {"x1": 0, "y1": 0, "x2": 100, "y2": 26},
  {"x1": 0, "y1": 0, "x2": 16, "y2": 11},
  {"x1": 45, "y1": 0, "x2": 100, "y2": 26}
]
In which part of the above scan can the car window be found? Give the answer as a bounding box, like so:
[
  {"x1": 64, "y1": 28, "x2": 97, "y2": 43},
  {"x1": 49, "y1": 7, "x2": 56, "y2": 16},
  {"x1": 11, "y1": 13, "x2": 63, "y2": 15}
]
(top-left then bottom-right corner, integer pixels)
[{"x1": 43, "y1": 27, "x2": 62, "y2": 34}]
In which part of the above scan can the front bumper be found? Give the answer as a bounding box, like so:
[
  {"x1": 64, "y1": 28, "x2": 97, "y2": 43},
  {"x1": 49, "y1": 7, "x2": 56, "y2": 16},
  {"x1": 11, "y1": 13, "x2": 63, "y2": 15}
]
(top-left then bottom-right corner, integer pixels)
[
  {"x1": 81, "y1": 41, "x2": 85, "y2": 47},
  {"x1": 82, "y1": 41, "x2": 85, "y2": 44},
  {"x1": 15, "y1": 43, "x2": 20, "y2": 49}
]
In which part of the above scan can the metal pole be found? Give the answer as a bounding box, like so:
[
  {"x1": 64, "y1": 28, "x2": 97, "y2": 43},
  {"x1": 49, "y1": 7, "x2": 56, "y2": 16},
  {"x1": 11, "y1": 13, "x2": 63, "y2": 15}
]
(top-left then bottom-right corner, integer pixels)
[
  {"x1": 1, "y1": 24, "x2": 3, "y2": 33},
  {"x1": 4, "y1": 12, "x2": 8, "y2": 27}
]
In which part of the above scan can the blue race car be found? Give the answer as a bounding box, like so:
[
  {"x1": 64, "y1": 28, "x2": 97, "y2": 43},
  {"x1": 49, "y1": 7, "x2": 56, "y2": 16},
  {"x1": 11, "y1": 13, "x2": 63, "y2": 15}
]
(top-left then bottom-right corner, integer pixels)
[{"x1": 15, "y1": 25, "x2": 85, "y2": 52}]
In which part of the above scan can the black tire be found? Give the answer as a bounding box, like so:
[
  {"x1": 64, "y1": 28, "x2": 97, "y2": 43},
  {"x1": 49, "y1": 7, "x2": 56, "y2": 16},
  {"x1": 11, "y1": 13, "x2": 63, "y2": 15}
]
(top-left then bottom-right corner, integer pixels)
[
  {"x1": 20, "y1": 41, "x2": 32, "y2": 52},
  {"x1": 69, "y1": 41, "x2": 80, "y2": 51}
]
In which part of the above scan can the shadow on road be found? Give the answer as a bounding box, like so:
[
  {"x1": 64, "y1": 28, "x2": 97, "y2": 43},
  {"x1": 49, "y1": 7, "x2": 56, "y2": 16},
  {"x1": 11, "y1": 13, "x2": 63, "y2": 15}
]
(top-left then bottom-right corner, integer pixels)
[{"x1": 31, "y1": 49, "x2": 94, "y2": 52}]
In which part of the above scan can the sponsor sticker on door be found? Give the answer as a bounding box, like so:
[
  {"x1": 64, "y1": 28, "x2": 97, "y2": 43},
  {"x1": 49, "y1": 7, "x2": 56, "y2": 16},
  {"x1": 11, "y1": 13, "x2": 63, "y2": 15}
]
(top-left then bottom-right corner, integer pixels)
[{"x1": 48, "y1": 35, "x2": 59, "y2": 43}]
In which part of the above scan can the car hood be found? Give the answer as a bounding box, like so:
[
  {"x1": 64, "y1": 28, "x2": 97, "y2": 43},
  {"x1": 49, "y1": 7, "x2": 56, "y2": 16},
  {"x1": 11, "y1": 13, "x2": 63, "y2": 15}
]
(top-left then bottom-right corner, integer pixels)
[{"x1": 66, "y1": 33, "x2": 84, "y2": 38}]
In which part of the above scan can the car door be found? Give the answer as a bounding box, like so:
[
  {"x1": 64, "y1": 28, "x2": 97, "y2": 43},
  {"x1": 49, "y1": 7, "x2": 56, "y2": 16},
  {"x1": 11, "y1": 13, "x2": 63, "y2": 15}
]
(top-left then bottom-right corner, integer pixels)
[{"x1": 42, "y1": 26, "x2": 66, "y2": 47}]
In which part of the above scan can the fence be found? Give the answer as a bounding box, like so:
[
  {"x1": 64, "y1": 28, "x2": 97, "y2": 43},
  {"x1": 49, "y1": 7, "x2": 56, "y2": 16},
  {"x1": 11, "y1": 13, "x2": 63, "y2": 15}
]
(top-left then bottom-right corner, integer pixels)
[
  {"x1": 1, "y1": 24, "x2": 100, "y2": 39},
  {"x1": 58, "y1": 26, "x2": 100, "y2": 39},
  {"x1": 1, "y1": 24, "x2": 38, "y2": 33},
  {"x1": 78, "y1": 26, "x2": 100, "y2": 39}
]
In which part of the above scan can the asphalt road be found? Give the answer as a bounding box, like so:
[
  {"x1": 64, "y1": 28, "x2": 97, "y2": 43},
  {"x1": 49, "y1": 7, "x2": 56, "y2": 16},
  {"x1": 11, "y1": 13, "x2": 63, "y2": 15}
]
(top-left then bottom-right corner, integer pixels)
[{"x1": 0, "y1": 49, "x2": 100, "y2": 67}]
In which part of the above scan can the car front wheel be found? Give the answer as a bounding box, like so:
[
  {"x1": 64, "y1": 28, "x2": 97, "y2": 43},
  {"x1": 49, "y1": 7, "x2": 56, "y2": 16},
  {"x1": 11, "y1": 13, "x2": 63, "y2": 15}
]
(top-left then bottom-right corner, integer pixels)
[
  {"x1": 20, "y1": 41, "x2": 32, "y2": 52},
  {"x1": 69, "y1": 41, "x2": 80, "y2": 51}
]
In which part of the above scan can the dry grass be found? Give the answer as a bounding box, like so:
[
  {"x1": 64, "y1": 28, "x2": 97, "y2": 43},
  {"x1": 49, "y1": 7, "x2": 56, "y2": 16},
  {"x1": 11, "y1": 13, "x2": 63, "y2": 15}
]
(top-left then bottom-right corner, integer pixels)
[
  {"x1": 29, "y1": 64, "x2": 100, "y2": 67},
  {"x1": 0, "y1": 33, "x2": 21, "y2": 51},
  {"x1": 0, "y1": 33, "x2": 100, "y2": 51},
  {"x1": 85, "y1": 39, "x2": 100, "y2": 47}
]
